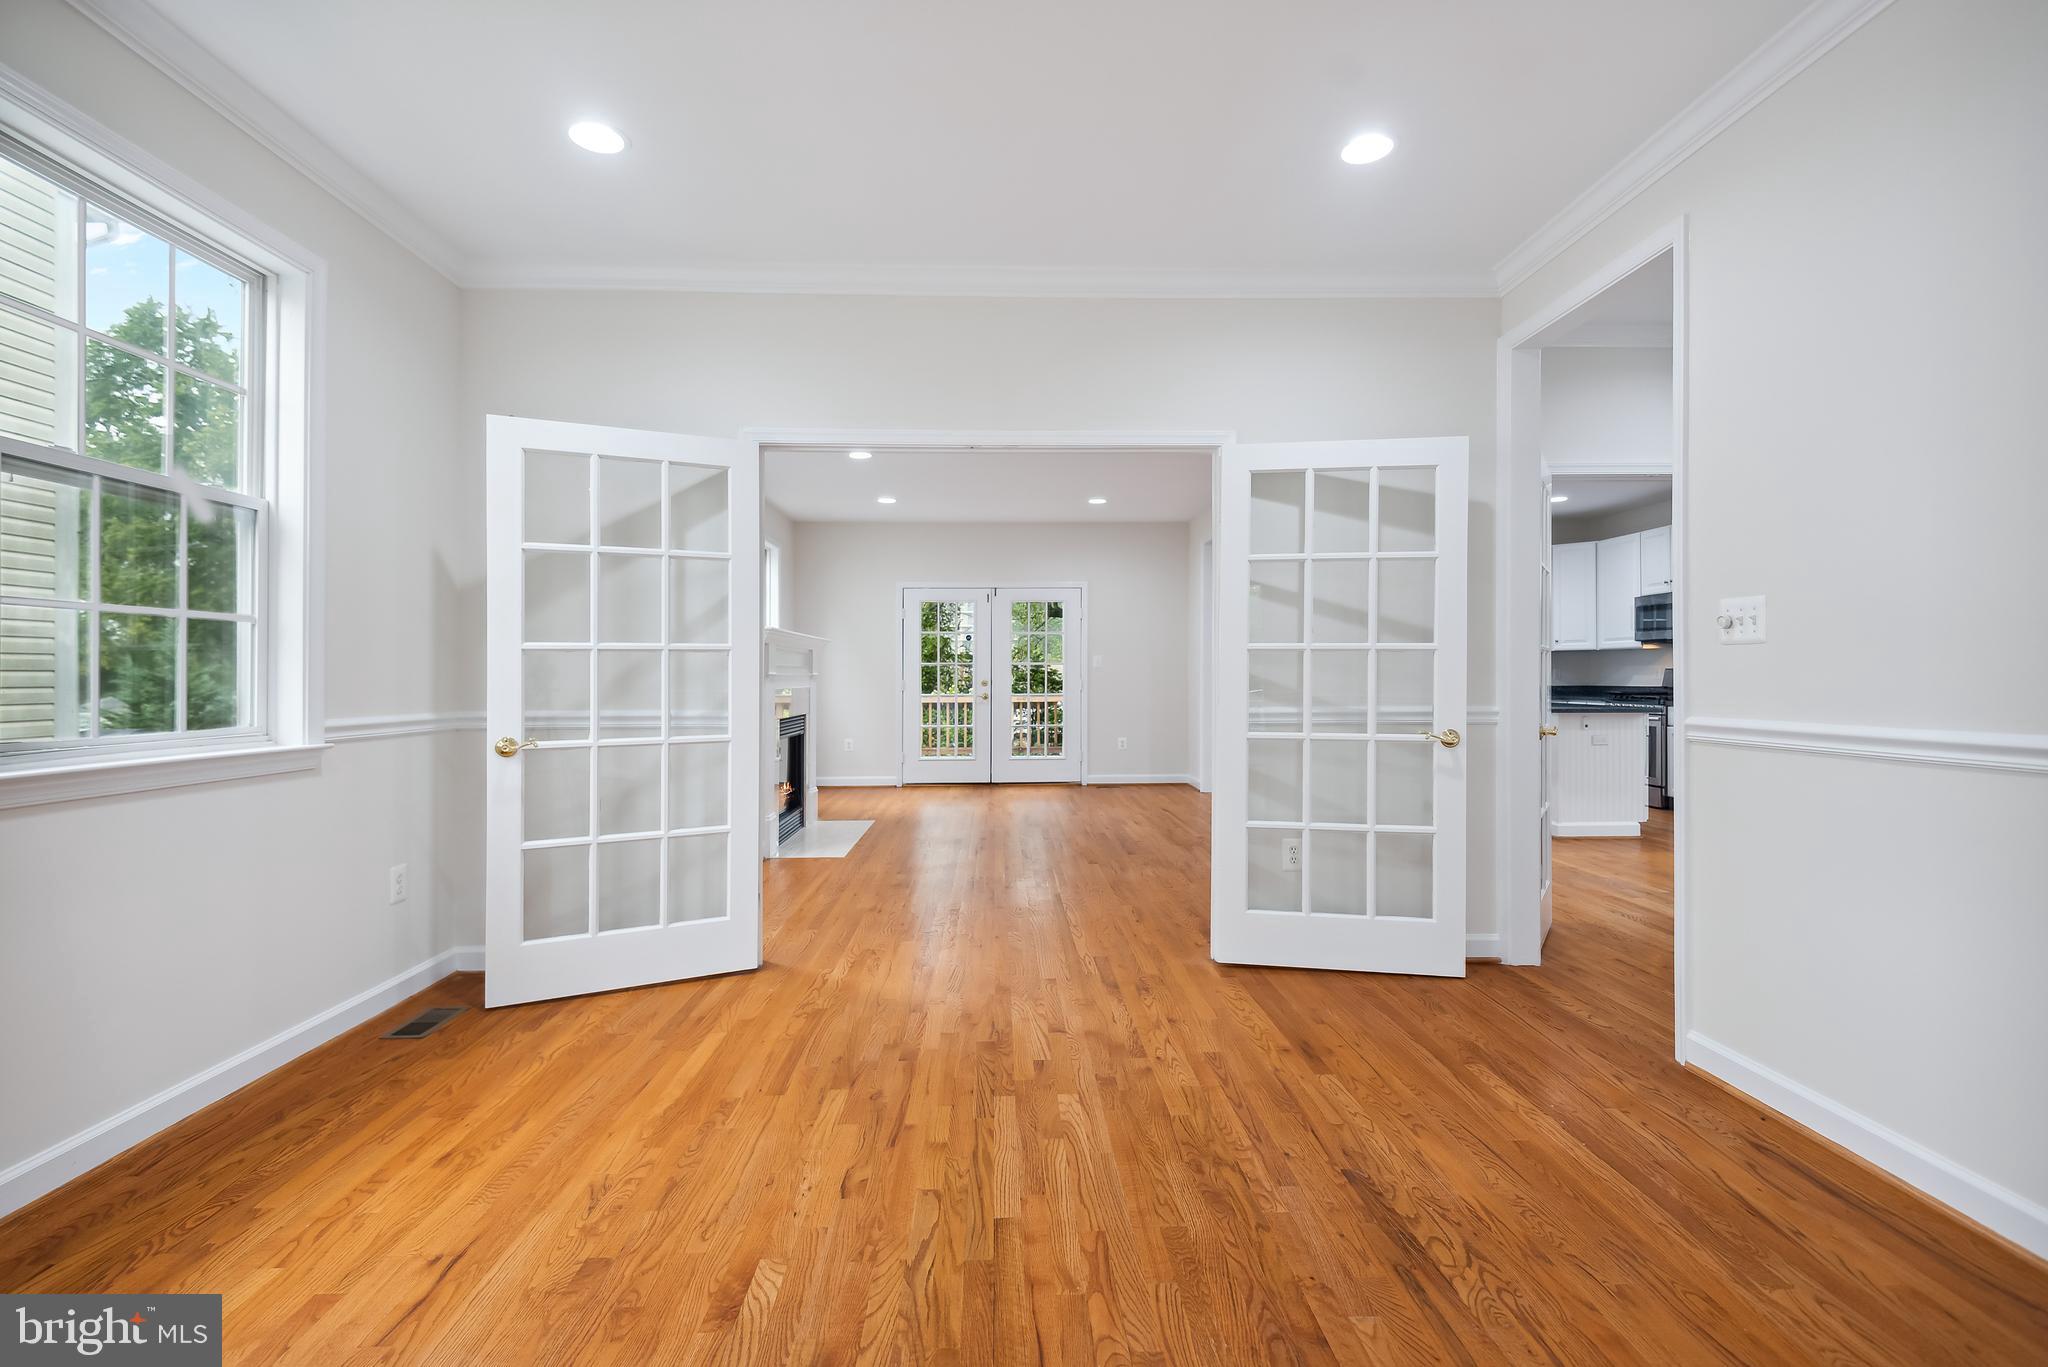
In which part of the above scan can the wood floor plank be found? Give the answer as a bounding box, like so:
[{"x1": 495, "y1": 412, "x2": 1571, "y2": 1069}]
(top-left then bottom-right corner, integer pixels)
[{"x1": 2, "y1": 787, "x2": 2044, "y2": 1364}]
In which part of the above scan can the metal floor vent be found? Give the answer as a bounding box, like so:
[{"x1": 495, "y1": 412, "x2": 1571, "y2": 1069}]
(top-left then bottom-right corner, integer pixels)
[{"x1": 384, "y1": 1006, "x2": 464, "y2": 1039}]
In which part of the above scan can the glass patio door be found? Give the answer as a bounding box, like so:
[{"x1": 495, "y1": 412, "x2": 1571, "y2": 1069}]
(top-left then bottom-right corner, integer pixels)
[
  {"x1": 901, "y1": 588, "x2": 990, "y2": 783},
  {"x1": 900, "y1": 586, "x2": 1085, "y2": 784},
  {"x1": 1211, "y1": 438, "x2": 1469, "y2": 977},
  {"x1": 484, "y1": 416, "x2": 760, "y2": 1008},
  {"x1": 990, "y1": 587, "x2": 1083, "y2": 783}
]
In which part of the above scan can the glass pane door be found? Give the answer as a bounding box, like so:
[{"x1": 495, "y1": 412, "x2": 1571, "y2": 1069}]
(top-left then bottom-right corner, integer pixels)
[
  {"x1": 901, "y1": 590, "x2": 989, "y2": 783},
  {"x1": 991, "y1": 587, "x2": 1083, "y2": 783},
  {"x1": 1214, "y1": 439, "x2": 1468, "y2": 977},
  {"x1": 486, "y1": 417, "x2": 759, "y2": 1008}
]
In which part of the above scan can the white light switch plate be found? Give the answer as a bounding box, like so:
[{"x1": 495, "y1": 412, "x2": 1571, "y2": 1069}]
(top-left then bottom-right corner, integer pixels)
[{"x1": 1718, "y1": 595, "x2": 1766, "y2": 644}]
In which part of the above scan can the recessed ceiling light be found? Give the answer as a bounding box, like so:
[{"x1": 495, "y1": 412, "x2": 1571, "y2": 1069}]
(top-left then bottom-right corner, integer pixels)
[
  {"x1": 1340, "y1": 131, "x2": 1396, "y2": 165},
  {"x1": 847, "y1": 449, "x2": 873, "y2": 460},
  {"x1": 1088, "y1": 497, "x2": 1107, "y2": 505},
  {"x1": 568, "y1": 121, "x2": 627, "y2": 155},
  {"x1": 1550, "y1": 494, "x2": 1570, "y2": 503},
  {"x1": 876, "y1": 495, "x2": 896, "y2": 505}
]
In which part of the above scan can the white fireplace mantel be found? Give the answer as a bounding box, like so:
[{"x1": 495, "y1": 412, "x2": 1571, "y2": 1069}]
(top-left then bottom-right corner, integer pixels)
[{"x1": 762, "y1": 629, "x2": 828, "y2": 859}]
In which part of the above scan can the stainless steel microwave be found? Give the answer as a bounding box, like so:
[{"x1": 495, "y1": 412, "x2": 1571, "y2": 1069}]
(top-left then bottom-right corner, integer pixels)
[{"x1": 1634, "y1": 592, "x2": 1673, "y2": 643}]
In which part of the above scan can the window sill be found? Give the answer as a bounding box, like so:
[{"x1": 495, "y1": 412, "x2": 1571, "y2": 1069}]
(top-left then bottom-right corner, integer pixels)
[{"x1": 0, "y1": 743, "x2": 328, "y2": 812}]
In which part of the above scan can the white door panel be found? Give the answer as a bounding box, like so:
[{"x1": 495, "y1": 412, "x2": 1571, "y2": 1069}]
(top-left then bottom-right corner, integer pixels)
[
  {"x1": 1212, "y1": 438, "x2": 1468, "y2": 976},
  {"x1": 902, "y1": 589, "x2": 990, "y2": 783},
  {"x1": 485, "y1": 416, "x2": 761, "y2": 1007},
  {"x1": 991, "y1": 587, "x2": 1083, "y2": 784}
]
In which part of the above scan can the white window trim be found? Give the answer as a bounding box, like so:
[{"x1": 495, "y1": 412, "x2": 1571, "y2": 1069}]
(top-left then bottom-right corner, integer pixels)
[{"x1": 0, "y1": 62, "x2": 325, "y2": 807}]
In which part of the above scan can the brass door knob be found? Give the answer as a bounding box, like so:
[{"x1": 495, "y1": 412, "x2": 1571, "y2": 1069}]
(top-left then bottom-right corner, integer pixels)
[
  {"x1": 1419, "y1": 728, "x2": 1462, "y2": 749},
  {"x1": 494, "y1": 736, "x2": 538, "y2": 757},
  {"x1": 1540, "y1": 724, "x2": 1559, "y2": 737}
]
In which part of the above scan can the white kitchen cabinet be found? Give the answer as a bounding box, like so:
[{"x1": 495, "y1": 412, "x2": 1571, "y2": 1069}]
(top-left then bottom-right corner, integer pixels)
[
  {"x1": 1639, "y1": 525, "x2": 1673, "y2": 592},
  {"x1": 1552, "y1": 541, "x2": 1597, "y2": 651},
  {"x1": 1595, "y1": 533, "x2": 1642, "y2": 649}
]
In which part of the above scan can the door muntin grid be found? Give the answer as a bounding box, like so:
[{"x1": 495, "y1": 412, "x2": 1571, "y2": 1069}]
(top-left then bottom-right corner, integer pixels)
[
  {"x1": 1006, "y1": 598, "x2": 1067, "y2": 758},
  {"x1": 519, "y1": 448, "x2": 733, "y2": 942},
  {"x1": 1245, "y1": 465, "x2": 1438, "y2": 920},
  {"x1": 917, "y1": 597, "x2": 978, "y2": 759}
]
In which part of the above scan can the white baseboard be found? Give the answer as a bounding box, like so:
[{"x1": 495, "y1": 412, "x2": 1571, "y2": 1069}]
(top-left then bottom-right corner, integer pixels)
[
  {"x1": 1686, "y1": 1031, "x2": 2048, "y2": 1259},
  {"x1": 0, "y1": 944, "x2": 481, "y2": 1220},
  {"x1": 817, "y1": 775, "x2": 899, "y2": 787},
  {"x1": 1085, "y1": 773, "x2": 1195, "y2": 785},
  {"x1": 1553, "y1": 820, "x2": 1643, "y2": 838},
  {"x1": 1464, "y1": 933, "x2": 1501, "y2": 959}
]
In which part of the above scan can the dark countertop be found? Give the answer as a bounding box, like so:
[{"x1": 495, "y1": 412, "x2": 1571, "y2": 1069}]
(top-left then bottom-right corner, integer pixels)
[
  {"x1": 1549, "y1": 686, "x2": 1671, "y2": 716},
  {"x1": 1549, "y1": 700, "x2": 1665, "y2": 715}
]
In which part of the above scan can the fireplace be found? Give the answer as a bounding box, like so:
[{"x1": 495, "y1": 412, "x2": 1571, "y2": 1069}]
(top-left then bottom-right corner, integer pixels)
[{"x1": 776, "y1": 714, "x2": 807, "y2": 844}]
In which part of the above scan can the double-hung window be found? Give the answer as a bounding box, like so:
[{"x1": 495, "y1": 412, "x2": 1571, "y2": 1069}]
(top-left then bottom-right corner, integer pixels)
[{"x1": 0, "y1": 132, "x2": 268, "y2": 768}]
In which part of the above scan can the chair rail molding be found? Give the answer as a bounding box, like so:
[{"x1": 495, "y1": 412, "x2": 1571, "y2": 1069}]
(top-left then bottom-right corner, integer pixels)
[
  {"x1": 325, "y1": 712, "x2": 486, "y2": 743},
  {"x1": 1685, "y1": 717, "x2": 2048, "y2": 775}
]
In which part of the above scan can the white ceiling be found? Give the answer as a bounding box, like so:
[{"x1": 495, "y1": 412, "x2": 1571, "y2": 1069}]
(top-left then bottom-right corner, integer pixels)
[
  {"x1": 115, "y1": 0, "x2": 1803, "y2": 290},
  {"x1": 1551, "y1": 475, "x2": 1671, "y2": 518},
  {"x1": 764, "y1": 447, "x2": 1212, "y2": 523}
]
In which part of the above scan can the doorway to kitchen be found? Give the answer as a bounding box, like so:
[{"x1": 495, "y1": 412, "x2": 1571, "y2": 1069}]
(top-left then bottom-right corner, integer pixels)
[{"x1": 1500, "y1": 228, "x2": 1687, "y2": 1054}]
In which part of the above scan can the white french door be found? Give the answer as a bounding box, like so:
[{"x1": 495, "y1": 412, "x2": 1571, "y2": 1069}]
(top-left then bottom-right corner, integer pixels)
[
  {"x1": 900, "y1": 586, "x2": 1084, "y2": 784},
  {"x1": 1212, "y1": 438, "x2": 1469, "y2": 977},
  {"x1": 901, "y1": 588, "x2": 990, "y2": 783},
  {"x1": 991, "y1": 587, "x2": 1083, "y2": 783},
  {"x1": 484, "y1": 416, "x2": 761, "y2": 1008}
]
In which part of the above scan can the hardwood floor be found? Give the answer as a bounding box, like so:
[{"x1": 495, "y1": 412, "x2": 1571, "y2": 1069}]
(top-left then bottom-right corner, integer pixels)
[{"x1": 3, "y1": 786, "x2": 2044, "y2": 1364}]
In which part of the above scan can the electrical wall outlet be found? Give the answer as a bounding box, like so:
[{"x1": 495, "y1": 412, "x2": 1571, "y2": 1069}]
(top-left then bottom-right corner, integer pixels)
[
  {"x1": 387, "y1": 863, "x2": 408, "y2": 905},
  {"x1": 843, "y1": 738, "x2": 854, "y2": 751},
  {"x1": 1117, "y1": 737, "x2": 1129, "y2": 751},
  {"x1": 1283, "y1": 839, "x2": 1302, "y2": 870},
  {"x1": 1718, "y1": 595, "x2": 1766, "y2": 643}
]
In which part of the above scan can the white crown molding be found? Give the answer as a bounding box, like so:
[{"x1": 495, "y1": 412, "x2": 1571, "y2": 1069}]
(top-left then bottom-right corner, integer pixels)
[
  {"x1": 62, "y1": 0, "x2": 471, "y2": 284},
  {"x1": 1492, "y1": 0, "x2": 1896, "y2": 295},
  {"x1": 461, "y1": 261, "x2": 1500, "y2": 300},
  {"x1": 60, "y1": 0, "x2": 1892, "y2": 304},
  {"x1": 326, "y1": 711, "x2": 485, "y2": 742},
  {"x1": 1686, "y1": 716, "x2": 2048, "y2": 775}
]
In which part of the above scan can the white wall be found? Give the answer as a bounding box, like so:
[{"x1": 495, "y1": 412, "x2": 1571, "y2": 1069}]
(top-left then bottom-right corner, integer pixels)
[
  {"x1": 762, "y1": 500, "x2": 798, "y2": 630},
  {"x1": 1186, "y1": 510, "x2": 1214, "y2": 792},
  {"x1": 462, "y1": 289, "x2": 1505, "y2": 938},
  {"x1": 793, "y1": 521, "x2": 1190, "y2": 782},
  {"x1": 1540, "y1": 347, "x2": 1673, "y2": 468},
  {"x1": 1505, "y1": 0, "x2": 2048, "y2": 1245},
  {"x1": 0, "y1": 6, "x2": 472, "y2": 1196},
  {"x1": 1549, "y1": 650, "x2": 1670, "y2": 688}
]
